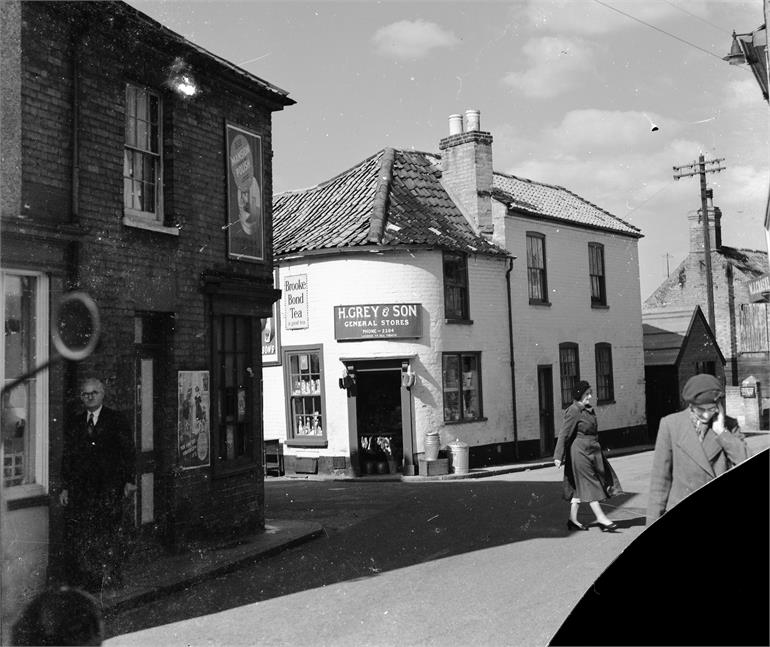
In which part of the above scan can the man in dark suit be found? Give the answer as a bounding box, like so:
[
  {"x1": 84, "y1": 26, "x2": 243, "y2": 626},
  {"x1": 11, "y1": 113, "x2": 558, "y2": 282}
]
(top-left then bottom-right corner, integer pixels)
[
  {"x1": 647, "y1": 373, "x2": 748, "y2": 523},
  {"x1": 60, "y1": 377, "x2": 136, "y2": 591}
]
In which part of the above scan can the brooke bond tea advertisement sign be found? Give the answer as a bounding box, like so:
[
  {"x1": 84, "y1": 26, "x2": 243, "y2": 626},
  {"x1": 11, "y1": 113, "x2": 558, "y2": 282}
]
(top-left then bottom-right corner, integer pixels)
[
  {"x1": 334, "y1": 303, "x2": 422, "y2": 340},
  {"x1": 284, "y1": 274, "x2": 308, "y2": 330}
]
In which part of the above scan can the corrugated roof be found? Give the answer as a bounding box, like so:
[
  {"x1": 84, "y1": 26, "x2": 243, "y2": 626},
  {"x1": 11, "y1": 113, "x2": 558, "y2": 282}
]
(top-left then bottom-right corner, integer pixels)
[
  {"x1": 643, "y1": 323, "x2": 685, "y2": 366},
  {"x1": 273, "y1": 149, "x2": 509, "y2": 257},
  {"x1": 492, "y1": 173, "x2": 642, "y2": 238}
]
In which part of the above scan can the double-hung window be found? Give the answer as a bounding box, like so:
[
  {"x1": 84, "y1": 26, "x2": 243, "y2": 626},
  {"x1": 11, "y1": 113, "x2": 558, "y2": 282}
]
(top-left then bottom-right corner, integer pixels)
[
  {"x1": 559, "y1": 342, "x2": 580, "y2": 408},
  {"x1": 284, "y1": 347, "x2": 326, "y2": 446},
  {"x1": 526, "y1": 232, "x2": 548, "y2": 304},
  {"x1": 124, "y1": 84, "x2": 162, "y2": 225},
  {"x1": 595, "y1": 343, "x2": 615, "y2": 403},
  {"x1": 443, "y1": 251, "x2": 469, "y2": 321},
  {"x1": 588, "y1": 243, "x2": 606, "y2": 306},
  {"x1": 2, "y1": 271, "x2": 48, "y2": 494},
  {"x1": 442, "y1": 352, "x2": 482, "y2": 422}
]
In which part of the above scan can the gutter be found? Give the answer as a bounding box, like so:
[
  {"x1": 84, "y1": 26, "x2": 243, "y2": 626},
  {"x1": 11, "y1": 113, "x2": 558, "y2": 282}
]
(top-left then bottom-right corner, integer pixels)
[{"x1": 505, "y1": 256, "x2": 519, "y2": 460}]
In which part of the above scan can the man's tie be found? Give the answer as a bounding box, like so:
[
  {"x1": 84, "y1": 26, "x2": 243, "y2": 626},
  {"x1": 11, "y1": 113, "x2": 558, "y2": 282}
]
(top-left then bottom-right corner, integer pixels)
[{"x1": 87, "y1": 412, "x2": 95, "y2": 436}]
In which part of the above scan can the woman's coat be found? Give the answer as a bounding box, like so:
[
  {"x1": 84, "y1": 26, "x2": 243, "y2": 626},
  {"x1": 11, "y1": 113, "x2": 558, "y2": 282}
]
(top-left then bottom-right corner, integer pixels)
[{"x1": 646, "y1": 409, "x2": 748, "y2": 522}]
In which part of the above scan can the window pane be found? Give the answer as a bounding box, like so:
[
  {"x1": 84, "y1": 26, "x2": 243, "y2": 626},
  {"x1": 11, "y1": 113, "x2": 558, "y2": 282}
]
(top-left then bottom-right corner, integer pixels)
[
  {"x1": 442, "y1": 355, "x2": 461, "y2": 421},
  {"x1": 559, "y1": 345, "x2": 579, "y2": 406},
  {"x1": 527, "y1": 235, "x2": 546, "y2": 301},
  {"x1": 461, "y1": 355, "x2": 480, "y2": 420},
  {"x1": 3, "y1": 275, "x2": 38, "y2": 488}
]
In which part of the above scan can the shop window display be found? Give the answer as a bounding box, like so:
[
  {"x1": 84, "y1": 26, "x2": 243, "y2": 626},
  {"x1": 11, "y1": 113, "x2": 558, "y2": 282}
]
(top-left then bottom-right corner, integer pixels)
[
  {"x1": 442, "y1": 353, "x2": 481, "y2": 422},
  {"x1": 287, "y1": 351, "x2": 324, "y2": 438}
]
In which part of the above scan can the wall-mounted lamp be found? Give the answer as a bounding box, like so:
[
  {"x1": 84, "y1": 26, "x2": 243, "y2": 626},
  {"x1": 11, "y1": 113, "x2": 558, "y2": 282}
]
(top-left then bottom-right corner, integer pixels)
[
  {"x1": 723, "y1": 32, "x2": 748, "y2": 66},
  {"x1": 339, "y1": 365, "x2": 357, "y2": 396},
  {"x1": 401, "y1": 362, "x2": 416, "y2": 390},
  {"x1": 166, "y1": 57, "x2": 200, "y2": 98}
]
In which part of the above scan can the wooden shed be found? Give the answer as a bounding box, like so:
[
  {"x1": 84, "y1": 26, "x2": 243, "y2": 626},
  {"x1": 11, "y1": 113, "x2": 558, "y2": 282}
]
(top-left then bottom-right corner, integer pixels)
[{"x1": 643, "y1": 306, "x2": 725, "y2": 440}]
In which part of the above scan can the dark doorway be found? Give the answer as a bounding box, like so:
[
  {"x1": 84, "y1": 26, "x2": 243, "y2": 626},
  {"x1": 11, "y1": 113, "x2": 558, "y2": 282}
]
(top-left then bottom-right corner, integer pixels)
[
  {"x1": 355, "y1": 370, "x2": 403, "y2": 475},
  {"x1": 538, "y1": 365, "x2": 555, "y2": 456},
  {"x1": 645, "y1": 366, "x2": 680, "y2": 442}
]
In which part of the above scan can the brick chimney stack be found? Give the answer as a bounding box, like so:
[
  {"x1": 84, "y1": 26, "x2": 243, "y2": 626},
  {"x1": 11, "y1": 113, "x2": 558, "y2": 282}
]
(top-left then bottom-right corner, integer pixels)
[
  {"x1": 688, "y1": 188, "x2": 722, "y2": 256},
  {"x1": 438, "y1": 109, "x2": 493, "y2": 236}
]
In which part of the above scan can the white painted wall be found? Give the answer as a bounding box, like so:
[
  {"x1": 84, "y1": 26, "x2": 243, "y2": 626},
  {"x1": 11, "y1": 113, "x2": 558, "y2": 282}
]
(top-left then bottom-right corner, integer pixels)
[
  {"x1": 263, "y1": 250, "x2": 513, "y2": 458},
  {"x1": 505, "y1": 215, "x2": 647, "y2": 444}
]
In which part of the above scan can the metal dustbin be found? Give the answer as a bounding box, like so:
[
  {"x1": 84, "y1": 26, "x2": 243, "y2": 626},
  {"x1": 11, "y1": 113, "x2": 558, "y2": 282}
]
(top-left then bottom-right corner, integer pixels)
[{"x1": 448, "y1": 438, "x2": 469, "y2": 475}]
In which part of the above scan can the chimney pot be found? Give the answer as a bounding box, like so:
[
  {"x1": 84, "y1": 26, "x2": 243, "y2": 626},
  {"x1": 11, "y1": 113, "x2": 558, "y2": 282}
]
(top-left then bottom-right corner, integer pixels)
[
  {"x1": 465, "y1": 109, "x2": 480, "y2": 132},
  {"x1": 448, "y1": 114, "x2": 463, "y2": 135}
]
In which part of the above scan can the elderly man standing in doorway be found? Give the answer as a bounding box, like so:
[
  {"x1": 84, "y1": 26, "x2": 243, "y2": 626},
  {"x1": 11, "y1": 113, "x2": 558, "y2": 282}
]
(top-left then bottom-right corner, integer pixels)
[
  {"x1": 647, "y1": 373, "x2": 749, "y2": 523},
  {"x1": 59, "y1": 377, "x2": 136, "y2": 591}
]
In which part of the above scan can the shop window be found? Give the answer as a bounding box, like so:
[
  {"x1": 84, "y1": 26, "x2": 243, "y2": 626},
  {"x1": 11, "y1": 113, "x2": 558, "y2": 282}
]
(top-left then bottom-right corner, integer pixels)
[
  {"x1": 213, "y1": 315, "x2": 256, "y2": 465},
  {"x1": 589, "y1": 243, "x2": 607, "y2": 306},
  {"x1": 595, "y1": 343, "x2": 615, "y2": 403},
  {"x1": 526, "y1": 232, "x2": 548, "y2": 304},
  {"x1": 124, "y1": 83, "x2": 163, "y2": 226},
  {"x1": 559, "y1": 342, "x2": 580, "y2": 408},
  {"x1": 442, "y1": 352, "x2": 482, "y2": 422},
  {"x1": 2, "y1": 271, "x2": 48, "y2": 494},
  {"x1": 443, "y1": 251, "x2": 469, "y2": 321},
  {"x1": 284, "y1": 347, "x2": 326, "y2": 446}
]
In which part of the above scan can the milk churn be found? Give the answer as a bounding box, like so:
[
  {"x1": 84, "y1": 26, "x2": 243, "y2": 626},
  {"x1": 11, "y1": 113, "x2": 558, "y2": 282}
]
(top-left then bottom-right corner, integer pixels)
[
  {"x1": 424, "y1": 430, "x2": 441, "y2": 461},
  {"x1": 448, "y1": 438, "x2": 469, "y2": 474}
]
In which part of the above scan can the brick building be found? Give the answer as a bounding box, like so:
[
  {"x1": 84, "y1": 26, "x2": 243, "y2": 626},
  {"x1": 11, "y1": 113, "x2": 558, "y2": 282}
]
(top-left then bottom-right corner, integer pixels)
[
  {"x1": 1, "y1": 0, "x2": 293, "y2": 630},
  {"x1": 263, "y1": 111, "x2": 647, "y2": 476},
  {"x1": 642, "y1": 192, "x2": 770, "y2": 404}
]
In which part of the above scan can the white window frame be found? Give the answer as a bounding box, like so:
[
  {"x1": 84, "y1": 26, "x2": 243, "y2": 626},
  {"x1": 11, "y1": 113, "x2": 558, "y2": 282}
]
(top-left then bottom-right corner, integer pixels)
[
  {"x1": 123, "y1": 84, "x2": 177, "y2": 236},
  {"x1": 1, "y1": 270, "x2": 49, "y2": 499}
]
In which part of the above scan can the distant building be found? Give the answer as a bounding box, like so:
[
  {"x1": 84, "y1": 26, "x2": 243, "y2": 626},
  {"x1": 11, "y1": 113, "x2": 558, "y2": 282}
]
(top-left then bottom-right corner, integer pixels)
[
  {"x1": 642, "y1": 190, "x2": 769, "y2": 393},
  {"x1": 263, "y1": 111, "x2": 647, "y2": 477},
  {"x1": 1, "y1": 0, "x2": 293, "y2": 632}
]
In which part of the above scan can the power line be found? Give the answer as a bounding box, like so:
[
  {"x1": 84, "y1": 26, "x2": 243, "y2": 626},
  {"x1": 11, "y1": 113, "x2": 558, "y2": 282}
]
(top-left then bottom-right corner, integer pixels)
[
  {"x1": 662, "y1": 0, "x2": 732, "y2": 37},
  {"x1": 591, "y1": 0, "x2": 744, "y2": 66}
]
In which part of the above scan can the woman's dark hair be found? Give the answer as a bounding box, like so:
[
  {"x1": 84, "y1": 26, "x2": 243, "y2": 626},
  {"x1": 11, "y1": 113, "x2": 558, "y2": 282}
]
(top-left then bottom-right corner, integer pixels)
[{"x1": 12, "y1": 586, "x2": 103, "y2": 646}]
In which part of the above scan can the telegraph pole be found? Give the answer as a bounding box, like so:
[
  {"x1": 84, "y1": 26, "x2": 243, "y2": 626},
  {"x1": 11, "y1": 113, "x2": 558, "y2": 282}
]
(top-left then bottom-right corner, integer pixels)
[{"x1": 672, "y1": 154, "x2": 726, "y2": 334}]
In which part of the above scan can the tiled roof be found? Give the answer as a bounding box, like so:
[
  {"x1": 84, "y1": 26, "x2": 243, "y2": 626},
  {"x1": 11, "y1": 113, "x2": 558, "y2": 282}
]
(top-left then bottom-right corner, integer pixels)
[
  {"x1": 644, "y1": 246, "x2": 769, "y2": 306},
  {"x1": 273, "y1": 149, "x2": 509, "y2": 257},
  {"x1": 492, "y1": 173, "x2": 642, "y2": 238}
]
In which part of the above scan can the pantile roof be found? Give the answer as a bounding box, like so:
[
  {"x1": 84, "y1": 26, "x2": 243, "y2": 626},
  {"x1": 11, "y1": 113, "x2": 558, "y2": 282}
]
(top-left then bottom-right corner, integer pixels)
[
  {"x1": 273, "y1": 149, "x2": 508, "y2": 257},
  {"x1": 493, "y1": 173, "x2": 642, "y2": 238},
  {"x1": 273, "y1": 148, "x2": 643, "y2": 258}
]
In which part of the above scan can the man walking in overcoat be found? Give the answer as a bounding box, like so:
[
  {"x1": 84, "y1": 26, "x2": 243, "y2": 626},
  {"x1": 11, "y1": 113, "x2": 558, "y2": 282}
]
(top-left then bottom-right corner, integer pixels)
[
  {"x1": 60, "y1": 377, "x2": 136, "y2": 590},
  {"x1": 647, "y1": 373, "x2": 748, "y2": 523}
]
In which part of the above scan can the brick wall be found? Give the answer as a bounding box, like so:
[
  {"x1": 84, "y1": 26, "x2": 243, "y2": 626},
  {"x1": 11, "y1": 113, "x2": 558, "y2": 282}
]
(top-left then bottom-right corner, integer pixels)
[{"x1": 18, "y1": 1, "x2": 288, "y2": 541}]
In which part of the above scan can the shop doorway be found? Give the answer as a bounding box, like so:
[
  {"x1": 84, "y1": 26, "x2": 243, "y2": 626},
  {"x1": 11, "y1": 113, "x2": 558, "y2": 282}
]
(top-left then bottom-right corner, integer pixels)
[
  {"x1": 355, "y1": 369, "x2": 404, "y2": 475},
  {"x1": 356, "y1": 367, "x2": 404, "y2": 476}
]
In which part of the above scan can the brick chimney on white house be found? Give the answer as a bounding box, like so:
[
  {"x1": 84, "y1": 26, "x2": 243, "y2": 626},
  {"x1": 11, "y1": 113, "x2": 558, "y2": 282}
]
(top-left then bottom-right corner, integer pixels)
[
  {"x1": 439, "y1": 109, "x2": 494, "y2": 237},
  {"x1": 688, "y1": 188, "x2": 722, "y2": 257}
]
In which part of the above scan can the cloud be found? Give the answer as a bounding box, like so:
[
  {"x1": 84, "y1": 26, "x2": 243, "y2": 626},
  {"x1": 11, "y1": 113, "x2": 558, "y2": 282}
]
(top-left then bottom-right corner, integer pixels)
[
  {"x1": 723, "y1": 77, "x2": 767, "y2": 108},
  {"x1": 372, "y1": 20, "x2": 459, "y2": 60},
  {"x1": 502, "y1": 37, "x2": 595, "y2": 99}
]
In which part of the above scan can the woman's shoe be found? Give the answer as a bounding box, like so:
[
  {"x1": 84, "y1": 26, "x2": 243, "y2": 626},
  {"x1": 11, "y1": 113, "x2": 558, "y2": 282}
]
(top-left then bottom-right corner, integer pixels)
[
  {"x1": 567, "y1": 519, "x2": 589, "y2": 531},
  {"x1": 597, "y1": 521, "x2": 618, "y2": 532}
]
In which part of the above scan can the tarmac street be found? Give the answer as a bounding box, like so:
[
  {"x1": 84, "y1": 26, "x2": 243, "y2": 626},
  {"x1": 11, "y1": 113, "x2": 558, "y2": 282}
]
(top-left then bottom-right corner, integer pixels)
[{"x1": 105, "y1": 435, "x2": 770, "y2": 647}]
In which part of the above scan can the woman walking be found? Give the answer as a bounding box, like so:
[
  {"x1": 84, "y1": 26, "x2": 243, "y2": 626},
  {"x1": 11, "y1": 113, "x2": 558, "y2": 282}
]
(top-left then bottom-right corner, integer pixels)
[{"x1": 554, "y1": 380, "x2": 622, "y2": 531}]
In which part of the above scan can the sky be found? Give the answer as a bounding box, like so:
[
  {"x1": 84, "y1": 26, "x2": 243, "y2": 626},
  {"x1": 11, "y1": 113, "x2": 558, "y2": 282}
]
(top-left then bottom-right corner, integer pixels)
[{"x1": 129, "y1": 0, "x2": 768, "y2": 301}]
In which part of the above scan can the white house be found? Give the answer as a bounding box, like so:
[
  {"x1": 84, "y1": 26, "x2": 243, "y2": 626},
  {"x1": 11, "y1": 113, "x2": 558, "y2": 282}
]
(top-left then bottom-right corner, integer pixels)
[{"x1": 263, "y1": 111, "x2": 647, "y2": 476}]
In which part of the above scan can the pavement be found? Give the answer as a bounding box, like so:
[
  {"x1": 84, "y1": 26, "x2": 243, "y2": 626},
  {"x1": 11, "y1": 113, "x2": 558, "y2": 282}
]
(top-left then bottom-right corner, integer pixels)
[{"x1": 99, "y1": 432, "x2": 768, "y2": 618}]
